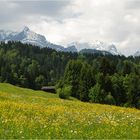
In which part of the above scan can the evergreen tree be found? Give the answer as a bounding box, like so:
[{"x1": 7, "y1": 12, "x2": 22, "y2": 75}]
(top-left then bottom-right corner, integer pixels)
[
  {"x1": 78, "y1": 63, "x2": 94, "y2": 101},
  {"x1": 63, "y1": 60, "x2": 83, "y2": 98},
  {"x1": 89, "y1": 83, "x2": 106, "y2": 103}
]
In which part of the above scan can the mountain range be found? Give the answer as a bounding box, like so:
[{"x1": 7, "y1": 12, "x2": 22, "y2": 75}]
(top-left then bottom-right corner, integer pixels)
[
  {"x1": 0, "y1": 26, "x2": 77, "y2": 52},
  {"x1": 67, "y1": 41, "x2": 120, "y2": 55},
  {"x1": 134, "y1": 51, "x2": 140, "y2": 57},
  {"x1": 0, "y1": 26, "x2": 123, "y2": 55}
]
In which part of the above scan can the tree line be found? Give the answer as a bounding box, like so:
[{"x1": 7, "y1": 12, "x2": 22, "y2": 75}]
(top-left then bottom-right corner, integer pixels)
[
  {"x1": 57, "y1": 53, "x2": 140, "y2": 109},
  {"x1": 58, "y1": 54, "x2": 140, "y2": 108},
  {"x1": 0, "y1": 41, "x2": 140, "y2": 108},
  {"x1": 0, "y1": 41, "x2": 77, "y2": 89}
]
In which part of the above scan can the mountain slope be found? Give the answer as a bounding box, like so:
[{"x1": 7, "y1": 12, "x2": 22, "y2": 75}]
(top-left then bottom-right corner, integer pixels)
[
  {"x1": 0, "y1": 27, "x2": 47, "y2": 47},
  {"x1": 0, "y1": 30, "x2": 17, "y2": 41},
  {"x1": 68, "y1": 41, "x2": 120, "y2": 55},
  {"x1": 0, "y1": 27, "x2": 77, "y2": 52},
  {"x1": 0, "y1": 83, "x2": 140, "y2": 139},
  {"x1": 0, "y1": 27, "x2": 120, "y2": 55},
  {"x1": 10, "y1": 26, "x2": 47, "y2": 47}
]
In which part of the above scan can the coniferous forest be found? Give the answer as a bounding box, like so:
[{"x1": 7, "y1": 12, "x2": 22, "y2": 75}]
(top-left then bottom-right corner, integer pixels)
[{"x1": 0, "y1": 41, "x2": 140, "y2": 108}]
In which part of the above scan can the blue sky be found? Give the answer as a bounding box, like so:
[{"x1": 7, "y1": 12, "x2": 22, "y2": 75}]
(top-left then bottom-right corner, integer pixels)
[{"x1": 0, "y1": 0, "x2": 140, "y2": 55}]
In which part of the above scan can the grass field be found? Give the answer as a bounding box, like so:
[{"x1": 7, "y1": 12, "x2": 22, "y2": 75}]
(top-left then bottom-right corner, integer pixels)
[{"x1": 0, "y1": 83, "x2": 140, "y2": 139}]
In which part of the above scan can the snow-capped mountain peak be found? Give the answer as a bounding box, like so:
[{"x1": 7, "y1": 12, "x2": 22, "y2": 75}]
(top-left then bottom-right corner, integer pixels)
[
  {"x1": 0, "y1": 26, "x2": 76, "y2": 52},
  {"x1": 23, "y1": 26, "x2": 30, "y2": 32},
  {"x1": 68, "y1": 41, "x2": 120, "y2": 55},
  {"x1": 9, "y1": 27, "x2": 48, "y2": 47},
  {"x1": 0, "y1": 30, "x2": 15, "y2": 41},
  {"x1": 0, "y1": 27, "x2": 120, "y2": 55}
]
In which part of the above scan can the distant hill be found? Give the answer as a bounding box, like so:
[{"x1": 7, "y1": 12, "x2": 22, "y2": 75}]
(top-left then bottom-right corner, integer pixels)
[{"x1": 79, "y1": 48, "x2": 112, "y2": 55}]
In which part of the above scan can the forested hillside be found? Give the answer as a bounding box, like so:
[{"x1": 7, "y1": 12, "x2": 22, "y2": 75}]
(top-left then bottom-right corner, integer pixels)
[
  {"x1": 0, "y1": 41, "x2": 140, "y2": 108},
  {"x1": 0, "y1": 41, "x2": 77, "y2": 89}
]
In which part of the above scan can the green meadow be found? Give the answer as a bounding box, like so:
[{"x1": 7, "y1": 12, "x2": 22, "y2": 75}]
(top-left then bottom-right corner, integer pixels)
[{"x1": 0, "y1": 83, "x2": 139, "y2": 139}]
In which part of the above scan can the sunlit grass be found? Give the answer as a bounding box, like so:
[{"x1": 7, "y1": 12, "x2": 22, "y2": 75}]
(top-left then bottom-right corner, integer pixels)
[{"x1": 0, "y1": 83, "x2": 140, "y2": 139}]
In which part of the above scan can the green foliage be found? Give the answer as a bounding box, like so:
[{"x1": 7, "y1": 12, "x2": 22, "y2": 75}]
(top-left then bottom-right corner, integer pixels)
[
  {"x1": 99, "y1": 57, "x2": 115, "y2": 75},
  {"x1": 89, "y1": 83, "x2": 106, "y2": 103},
  {"x1": 104, "y1": 93, "x2": 116, "y2": 105},
  {"x1": 0, "y1": 41, "x2": 77, "y2": 89},
  {"x1": 122, "y1": 60, "x2": 135, "y2": 75},
  {"x1": 35, "y1": 75, "x2": 46, "y2": 89},
  {"x1": 61, "y1": 53, "x2": 140, "y2": 108},
  {"x1": 64, "y1": 60, "x2": 83, "y2": 98},
  {"x1": 123, "y1": 73, "x2": 140, "y2": 107},
  {"x1": 57, "y1": 85, "x2": 72, "y2": 99},
  {"x1": 111, "y1": 74, "x2": 126, "y2": 105},
  {"x1": 0, "y1": 41, "x2": 140, "y2": 108},
  {"x1": 137, "y1": 99, "x2": 140, "y2": 109},
  {"x1": 78, "y1": 63, "x2": 94, "y2": 101}
]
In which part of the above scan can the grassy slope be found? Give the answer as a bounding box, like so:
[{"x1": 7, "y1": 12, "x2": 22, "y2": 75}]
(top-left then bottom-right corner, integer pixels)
[{"x1": 0, "y1": 83, "x2": 140, "y2": 139}]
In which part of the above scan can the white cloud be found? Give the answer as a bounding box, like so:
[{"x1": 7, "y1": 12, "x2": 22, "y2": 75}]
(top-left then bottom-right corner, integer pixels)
[{"x1": 0, "y1": 0, "x2": 140, "y2": 56}]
